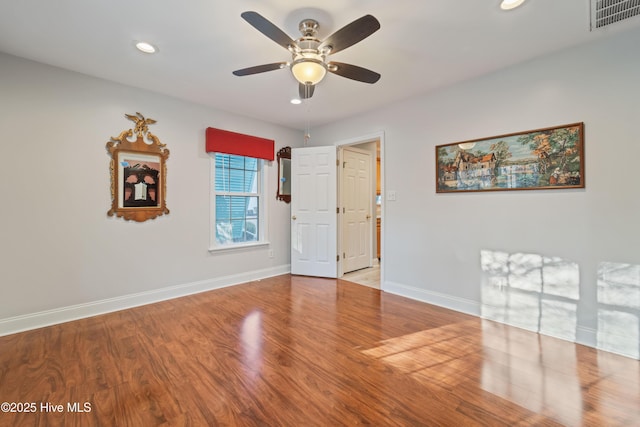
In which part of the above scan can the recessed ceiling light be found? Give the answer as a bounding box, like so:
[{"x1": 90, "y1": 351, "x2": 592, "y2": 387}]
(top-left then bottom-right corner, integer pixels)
[
  {"x1": 135, "y1": 41, "x2": 157, "y2": 54},
  {"x1": 290, "y1": 98, "x2": 302, "y2": 105},
  {"x1": 500, "y1": 0, "x2": 526, "y2": 10}
]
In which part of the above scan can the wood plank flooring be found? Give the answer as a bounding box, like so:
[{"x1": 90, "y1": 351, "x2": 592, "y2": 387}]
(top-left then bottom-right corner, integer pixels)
[{"x1": 1, "y1": 274, "x2": 638, "y2": 426}]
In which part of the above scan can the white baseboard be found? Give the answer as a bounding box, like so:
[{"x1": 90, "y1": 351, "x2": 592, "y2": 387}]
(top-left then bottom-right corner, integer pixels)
[
  {"x1": 0, "y1": 264, "x2": 291, "y2": 337},
  {"x1": 575, "y1": 325, "x2": 597, "y2": 349},
  {"x1": 383, "y1": 280, "x2": 481, "y2": 317}
]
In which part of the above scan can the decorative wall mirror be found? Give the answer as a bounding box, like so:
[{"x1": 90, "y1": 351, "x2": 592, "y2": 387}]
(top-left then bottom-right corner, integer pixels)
[
  {"x1": 276, "y1": 146, "x2": 291, "y2": 203},
  {"x1": 106, "y1": 113, "x2": 170, "y2": 222}
]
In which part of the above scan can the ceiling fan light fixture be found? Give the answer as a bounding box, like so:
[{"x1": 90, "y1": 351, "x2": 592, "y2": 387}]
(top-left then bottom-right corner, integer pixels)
[
  {"x1": 291, "y1": 57, "x2": 327, "y2": 85},
  {"x1": 500, "y1": 0, "x2": 526, "y2": 10}
]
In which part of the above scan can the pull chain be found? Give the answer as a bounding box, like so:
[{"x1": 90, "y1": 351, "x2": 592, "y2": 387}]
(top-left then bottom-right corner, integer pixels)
[{"x1": 304, "y1": 102, "x2": 311, "y2": 146}]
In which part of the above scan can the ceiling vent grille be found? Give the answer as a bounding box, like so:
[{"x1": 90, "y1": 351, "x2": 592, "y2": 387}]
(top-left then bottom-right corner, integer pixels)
[{"x1": 591, "y1": 0, "x2": 640, "y2": 30}]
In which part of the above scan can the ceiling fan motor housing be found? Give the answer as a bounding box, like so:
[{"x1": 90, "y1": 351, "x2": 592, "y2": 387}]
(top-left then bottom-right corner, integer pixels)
[{"x1": 299, "y1": 19, "x2": 319, "y2": 37}]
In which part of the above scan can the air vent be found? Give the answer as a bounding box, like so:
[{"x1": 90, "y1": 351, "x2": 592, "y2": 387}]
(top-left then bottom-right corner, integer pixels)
[{"x1": 591, "y1": 0, "x2": 640, "y2": 30}]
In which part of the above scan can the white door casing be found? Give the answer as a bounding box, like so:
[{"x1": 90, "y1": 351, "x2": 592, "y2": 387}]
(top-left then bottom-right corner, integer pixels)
[
  {"x1": 341, "y1": 147, "x2": 372, "y2": 273},
  {"x1": 291, "y1": 146, "x2": 337, "y2": 278}
]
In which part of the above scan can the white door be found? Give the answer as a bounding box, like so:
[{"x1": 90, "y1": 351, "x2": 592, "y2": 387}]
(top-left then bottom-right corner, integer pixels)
[
  {"x1": 291, "y1": 146, "x2": 337, "y2": 278},
  {"x1": 341, "y1": 147, "x2": 372, "y2": 273}
]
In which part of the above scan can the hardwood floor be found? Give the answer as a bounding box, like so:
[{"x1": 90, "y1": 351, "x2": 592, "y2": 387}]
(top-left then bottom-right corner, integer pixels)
[{"x1": 1, "y1": 274, "x2": 638, "y2": 426}]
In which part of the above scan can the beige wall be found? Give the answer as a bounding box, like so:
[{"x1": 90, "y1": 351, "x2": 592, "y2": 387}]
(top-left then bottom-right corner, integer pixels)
[
  {"x1": 0, "y1": 53, "x2": 300, "y2": 334},
  {"x1": 311, "y1": 26, "x2": 640, "y2": 356}
]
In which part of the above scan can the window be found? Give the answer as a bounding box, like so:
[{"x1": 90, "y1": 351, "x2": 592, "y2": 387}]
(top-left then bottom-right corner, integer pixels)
[
  {"x1": 205, "y1": 126, "x2": 274, "y2": 250},
  {"x1": 211, "y1": 153, "x2": 266, "y2": 249}
]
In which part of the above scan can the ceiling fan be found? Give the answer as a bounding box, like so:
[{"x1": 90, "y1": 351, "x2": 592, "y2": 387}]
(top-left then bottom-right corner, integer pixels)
[{"x1": 232, "y1": 11, "x2": 381, "y2": 100}]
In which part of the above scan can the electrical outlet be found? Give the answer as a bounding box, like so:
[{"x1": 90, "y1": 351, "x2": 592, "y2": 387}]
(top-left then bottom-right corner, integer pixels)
[
  {"x1": 387, "y1": 190, "x2": 397, "y2": 201},
  {"x1": 268, "y1": 249, "x2": 274, "y2": 258}
]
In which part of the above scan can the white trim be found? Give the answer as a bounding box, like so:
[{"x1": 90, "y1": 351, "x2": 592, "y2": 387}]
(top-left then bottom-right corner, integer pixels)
[
  {"x1": 590, "y1": 328, "x2": 639, "y2": 360},
  {"x1": 208, "y1": 241, "x2": 270, "y2": 253},
  {"x1": 333, "y1": 131, "x2": 385, "y2": 147},
  {"x1": 383, "y1": 280, "x2": 481, "y2": 317},
  {"x1": 575, "y1": 325, "x2": 597, "y2": 348},
  {"x1": 0, "y1": 264, "x2": 290, "y2": 337}
]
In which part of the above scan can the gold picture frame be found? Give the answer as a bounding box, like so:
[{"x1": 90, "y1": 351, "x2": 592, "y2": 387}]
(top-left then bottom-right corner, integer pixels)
[{"x1": 106, "y1": 113, "x2": 170, "y2": 221}]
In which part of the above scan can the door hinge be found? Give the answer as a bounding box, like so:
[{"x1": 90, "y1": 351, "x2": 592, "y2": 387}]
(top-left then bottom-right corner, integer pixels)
[
  {"x1": 337, "y1": 207, "x2": 340, "y2": 214},
  {"x1": 336, "y1": 159, "x2": 340, "y2": 166},
  {"x1": 343, "y1": 161, "x2": 346, "y2": 168},
  {"x1": 337, "y1": 254, "x2": 340, "y2": 261}
]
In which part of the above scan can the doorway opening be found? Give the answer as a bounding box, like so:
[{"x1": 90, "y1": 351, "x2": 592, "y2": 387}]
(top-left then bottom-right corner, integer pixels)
[{"x1": 337, "y1": 132, "x2": 383, "y2": 289}]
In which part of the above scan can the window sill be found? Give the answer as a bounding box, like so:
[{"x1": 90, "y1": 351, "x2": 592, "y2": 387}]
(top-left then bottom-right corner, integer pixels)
[{"x1": 208, "y1": 241, "x2": 270, "y2": 254}]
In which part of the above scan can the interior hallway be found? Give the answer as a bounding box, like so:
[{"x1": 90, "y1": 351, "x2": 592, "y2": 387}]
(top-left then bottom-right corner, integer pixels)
[{"x1": 342, "y1": 264, "x2": 380, "y2": 289}]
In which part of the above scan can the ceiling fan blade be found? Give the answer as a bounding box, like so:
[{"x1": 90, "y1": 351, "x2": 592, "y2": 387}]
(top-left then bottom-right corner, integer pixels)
[
  {"x1": 241, "y1": 11, "x2": 295, "y2": 51},
  {"x1": 233, "y1": 62, "x2": 287, "y2": 76},
  {"x1": 299, "y1": 83, "x2": 315, "y2": 99},
  {"x1": 318, "y1": 15, "x2": 380, "y2": 55},
  {"x1": 328, "y1": 62, "x2": 381, "y2": 84}
]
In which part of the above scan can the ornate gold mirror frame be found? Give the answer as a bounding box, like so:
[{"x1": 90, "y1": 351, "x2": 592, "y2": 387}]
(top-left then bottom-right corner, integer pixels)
[
  {"x1": 106, "y1": 113, "x2": 170, "y2": 222},
  {"x1": 276, "y1": 146, "x2": 291, "y2": 203}
]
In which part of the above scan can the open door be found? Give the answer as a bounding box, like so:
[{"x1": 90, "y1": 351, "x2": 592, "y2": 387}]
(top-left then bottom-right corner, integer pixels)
[
  {"x1": 340, "y1": 146, "x2": 373, "y2": 273},
  {"x1": 291, "y1": 146, "x2": 338, "y2": 278}
]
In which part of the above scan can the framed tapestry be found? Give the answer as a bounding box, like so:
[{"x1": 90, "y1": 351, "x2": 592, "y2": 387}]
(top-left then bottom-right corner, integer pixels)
[{"x1": 436, "y1": 122, "x2": 584, "y2": 193}]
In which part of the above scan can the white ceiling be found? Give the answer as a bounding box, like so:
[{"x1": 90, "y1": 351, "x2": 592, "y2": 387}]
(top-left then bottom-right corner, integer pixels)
[{"x1": 1, "y1": 0, "x2": 639, "y2": 131}]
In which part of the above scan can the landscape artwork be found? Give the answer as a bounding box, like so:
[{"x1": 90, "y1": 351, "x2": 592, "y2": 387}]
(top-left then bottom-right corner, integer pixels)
[{"x1": 436, "y1": 122, "x2": 584, "y2": 193}]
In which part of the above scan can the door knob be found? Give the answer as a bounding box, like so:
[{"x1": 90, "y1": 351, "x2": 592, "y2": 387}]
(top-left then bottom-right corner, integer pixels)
[
  {"x1": 366, "y1": 214, "x2": 372, "y2": 220},
  {"x1": 292, "y1": 215, "x2": 297, "y2": 220}
]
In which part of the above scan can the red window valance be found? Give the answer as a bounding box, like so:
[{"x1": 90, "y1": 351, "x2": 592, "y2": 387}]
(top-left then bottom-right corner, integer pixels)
[{"x1": 205, "y1": 127, "x2": 275, "y2": 161}]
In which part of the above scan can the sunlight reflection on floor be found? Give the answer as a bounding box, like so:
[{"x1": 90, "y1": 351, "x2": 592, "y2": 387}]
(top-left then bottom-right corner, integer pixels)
[{"x1": 362, "y1": 318, "x2": 639, "y2": 425}]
